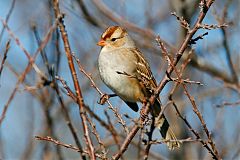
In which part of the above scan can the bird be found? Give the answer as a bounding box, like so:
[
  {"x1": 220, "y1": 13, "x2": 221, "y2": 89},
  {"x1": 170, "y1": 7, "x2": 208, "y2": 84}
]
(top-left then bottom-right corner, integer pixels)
[{"x1": 97, "y1": 26, "x2": 180, "y2": 150}]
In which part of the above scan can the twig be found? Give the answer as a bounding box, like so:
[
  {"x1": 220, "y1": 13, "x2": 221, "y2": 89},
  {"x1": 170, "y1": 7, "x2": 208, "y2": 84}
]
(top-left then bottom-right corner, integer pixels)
[
  {"x1": 76, "y1": 0, "x2": 100, "y2": 27},
  {"x1": 170, "y1": 98, "x2": 218, "y2": 159},
  {"x1": 56, "y1": 74, "x2": 119, "y2": 137},
  {"x1": 171, "y1": 12, "x2": 190, "y2": 31},
  {"x1": 55, "y1": 76, "x2": 122, "y2": 159},
  {"x1": 219, "y1": 1, "x2": 238, "y2": 83},
  {"x1": 157, "y1": 33, "x2": 220, "y2": 159},
  {"x1": 31, "y1": 24, "x2": 51, "y2": 74},
  {"x1": 35, "y1": 136, "x2": 101, "y2": 158},
  {"x1": 86, "y1": 114, "x2": 108, "y2": 159},
  {"x1": 0, "y1": 18, "x2": 47, "y2": 79},
  {"x1": 0, "y1": 51, "x2": 83, "y2": 159},
  {"x1": 0, "y1": 0, "x2": 16, "y2": 43},
  {"x1": 52, "y1": 1, "x2": 95, "y2": 159},
  {"x1": 41, "y1": 91, "x2": 64, "y2": 160},
  {"x1": 0, "y1": 40, "x2": 10, "y2": 78},
  {"x1": 216, "y1": 100, "x2": 240, "y2": 108},
  {"x1": 36, "y1": 136, "x2": 80, "y2": 151},
  {"x1": 30, "y1": 26, "x2": 75, "y2": 153},
  {"x1": 55, "y1": 76, "x2": 77, "y2": 101},
  {"x1": 199, "y1": 23, "x2": 228, "y2": 30},
  {"x1": 52, "y1": 78, "x2": 87, "y2": 160},
  {"x1": 189, "y1": 32, "x2": 208, "y2": 45},
  {"x1": 143, "y1": 116, "x2": 155, "y2": 160},
  {"x1": 166, "y1": 73, "x2": 204, "y2": 86},
  {"x1": 149, "y1": 137, "x2": 200, "y2": 145},
  {"x1": 166, "y1": 49, "x2": 220, "y2": 159},
  {"x1": 0, "y1": 16, "x2": 58, "y2": 125},
  {"x1": 104, "y1": 110, "x2": 122, "y2": 153}
]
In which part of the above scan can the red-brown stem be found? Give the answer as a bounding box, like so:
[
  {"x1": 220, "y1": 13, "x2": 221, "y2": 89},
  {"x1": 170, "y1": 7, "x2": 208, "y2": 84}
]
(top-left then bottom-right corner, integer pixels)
[{"x1": 52, "y1": 0, "x2": 95, "y2": 159}]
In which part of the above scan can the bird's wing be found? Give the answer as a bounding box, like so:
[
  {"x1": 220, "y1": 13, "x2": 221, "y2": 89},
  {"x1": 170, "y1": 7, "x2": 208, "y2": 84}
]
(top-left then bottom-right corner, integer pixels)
[
  {"x1": 131, "y1": 48, "x2": 158, "y2": 91},
  {"x1": 131, "y1": 48, "x2": 162, "y2": 114}
]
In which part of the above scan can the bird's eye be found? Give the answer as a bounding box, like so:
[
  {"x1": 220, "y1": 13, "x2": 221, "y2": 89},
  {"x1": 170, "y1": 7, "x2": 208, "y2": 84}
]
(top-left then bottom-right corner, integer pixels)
[{"x1": 111, "y1": 38, "x2": 117, "y2": 41}]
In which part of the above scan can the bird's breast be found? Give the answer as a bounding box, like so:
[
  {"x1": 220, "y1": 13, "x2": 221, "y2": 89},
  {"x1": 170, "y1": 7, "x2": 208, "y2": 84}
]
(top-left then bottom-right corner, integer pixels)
[{"x1": 98, "y1": 50, "x2": 144, "y2": 102}]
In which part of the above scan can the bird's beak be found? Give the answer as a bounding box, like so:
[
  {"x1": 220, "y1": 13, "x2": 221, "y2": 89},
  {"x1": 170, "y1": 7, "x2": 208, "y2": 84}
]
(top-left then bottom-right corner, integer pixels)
[{"x1": 97, "y1": 38, "x2": 106, "y2": 46}]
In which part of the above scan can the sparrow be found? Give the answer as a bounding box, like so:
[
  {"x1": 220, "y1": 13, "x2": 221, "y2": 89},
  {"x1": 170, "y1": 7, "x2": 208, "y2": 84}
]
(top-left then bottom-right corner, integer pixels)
[{"x1": 97, "y1": 26, "x2": 180, "y2": 150}]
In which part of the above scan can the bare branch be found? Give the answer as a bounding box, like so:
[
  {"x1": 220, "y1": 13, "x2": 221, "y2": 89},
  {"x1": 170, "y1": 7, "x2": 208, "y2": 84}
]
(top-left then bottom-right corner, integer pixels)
[
  {"x1": 0, "y1": 40, "x2": 10, "y2": 78},
  {"x1": 52, "y1": 1, "x2": 95, "y2": 159},
  {"x1": 0, "y1": 17, "x2": 58, "y2": 125}
]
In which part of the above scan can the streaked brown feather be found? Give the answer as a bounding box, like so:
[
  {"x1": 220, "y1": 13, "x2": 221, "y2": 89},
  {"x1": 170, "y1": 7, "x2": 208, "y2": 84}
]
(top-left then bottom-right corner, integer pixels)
[{"x1": 131, "y1": 48, "x2": 157, "y2": 95}]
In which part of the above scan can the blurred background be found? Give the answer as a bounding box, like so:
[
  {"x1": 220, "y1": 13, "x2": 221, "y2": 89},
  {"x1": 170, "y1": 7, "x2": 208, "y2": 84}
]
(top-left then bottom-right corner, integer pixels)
[{"x1": 0, "y1": 0, "x2": 239, "y2": 159}]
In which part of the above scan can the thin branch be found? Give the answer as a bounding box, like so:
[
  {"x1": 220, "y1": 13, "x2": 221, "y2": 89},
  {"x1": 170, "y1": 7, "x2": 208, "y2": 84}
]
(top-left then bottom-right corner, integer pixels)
[
  {"x1": 157, "y1": 35, "x2": 220, "y2": 159},
  {"x1": 171, "y1": 12, "x2": 190, "y2": 31},
  {"x1": 0, "y1": 0, "x2": 16, "y2": 43},
  {"x1": 189, "y1": 32, "x2": 208, "y2": 45},
  {"x1": 76, "y1": 0, "x2": 100, "y2": 27},
  {"x1": 31, "y1": 24, "x2": 51, "y2": 75},
  {"x1": 149, "y1": 137, "x2": 201, "y2": 145},
  {"x1": 86, "y1": 114, "x2": 108, "y2": 159},
  {"x1": 112, "y1": 1, "x2": 216, "y2": 159},
  {"x1": 35, "y1": 136, "x2": 102, "y2": 158},
  {"x1": 52, "y1": 1, "x2": 95, "y2": 159},
  {"x1": 216, "y1": 100, "x2": 240, "y2": 108},
  {"x1": 52, "y1": 79, "x2": 87, "y2": 160},
  {"x1": 143, "y1": 117, "x2": 155, "y2": 160},
  {"x1": 0, "y1": 40, "x2": 10, "y2": 78},
  {"x1": 218, "y1": 0, "x2": 238, "y2": 83},
  {"x1": 30, "y1": 25, "x2": 83, "y2": 159},
  {"x1": 0, "y1": 17, "x2": 58, "y2": 125},
  {"x1": 199, "y1": 23, "x2": 228, "y2": 30}
]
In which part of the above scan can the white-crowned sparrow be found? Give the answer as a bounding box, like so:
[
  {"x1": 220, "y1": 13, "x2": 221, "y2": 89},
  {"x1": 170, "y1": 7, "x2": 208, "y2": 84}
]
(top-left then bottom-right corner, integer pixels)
[{"x1": 97, "y1": 26, "x2": 180, "y2": 150}]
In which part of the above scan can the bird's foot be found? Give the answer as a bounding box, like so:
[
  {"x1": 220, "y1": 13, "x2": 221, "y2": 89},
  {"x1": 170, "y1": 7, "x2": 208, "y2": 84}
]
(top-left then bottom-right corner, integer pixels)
[{"x1": 98, "y1": 93, "x2": 117, "y2": 105}]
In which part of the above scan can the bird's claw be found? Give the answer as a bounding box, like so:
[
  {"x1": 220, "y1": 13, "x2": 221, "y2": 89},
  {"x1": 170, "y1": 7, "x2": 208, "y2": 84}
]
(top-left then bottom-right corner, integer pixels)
[
  {"x1": 98, "y1": 93, "x2": 110, "y2": 105},
  {"x1": 98, "y1": 93, "x2": 117, "y2": 105}
]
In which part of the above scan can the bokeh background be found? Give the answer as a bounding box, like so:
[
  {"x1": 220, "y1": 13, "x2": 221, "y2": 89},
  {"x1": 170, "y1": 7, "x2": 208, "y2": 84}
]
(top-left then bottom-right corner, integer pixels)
[{"x1": 0, "y1": 0, "x2": 239, "y2": 159}]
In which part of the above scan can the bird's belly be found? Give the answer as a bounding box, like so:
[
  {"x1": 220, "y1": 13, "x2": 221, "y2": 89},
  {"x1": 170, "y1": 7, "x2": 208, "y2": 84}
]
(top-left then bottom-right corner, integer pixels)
[{"x1": 98, "y1": 53, "x2": 143, "y2": 102}]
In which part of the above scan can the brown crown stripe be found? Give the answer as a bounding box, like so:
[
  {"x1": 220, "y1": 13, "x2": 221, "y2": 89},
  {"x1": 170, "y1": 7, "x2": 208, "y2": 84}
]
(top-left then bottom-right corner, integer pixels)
[{"x1": 102, "y1": 26, "x2": 119, "y2": 40}]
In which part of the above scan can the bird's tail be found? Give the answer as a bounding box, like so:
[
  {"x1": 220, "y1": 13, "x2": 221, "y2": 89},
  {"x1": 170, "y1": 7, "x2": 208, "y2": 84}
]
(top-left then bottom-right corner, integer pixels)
[{"x1": 153, "y1": 99, "x2": 180, "y2": 150}]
